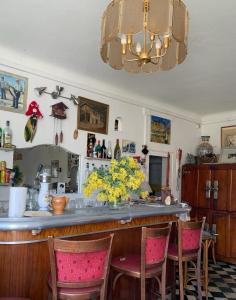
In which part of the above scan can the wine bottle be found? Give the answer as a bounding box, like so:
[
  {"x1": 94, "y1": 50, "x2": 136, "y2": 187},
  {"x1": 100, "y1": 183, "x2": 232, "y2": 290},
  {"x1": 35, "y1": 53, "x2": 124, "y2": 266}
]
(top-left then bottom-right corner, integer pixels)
[
  {"x1": 0, "y1": 127, "x2": 2, "y2": 148},
  {"x1": 87, "y1": 139, "x2": 93, "y2": 157},
  {"x1": 95, "y1": 140, "x2": 102, "y2": 158},
  {"x1": 114, "y1": 139, "x2": 121, "y2": 160},
  {"x1": 3, "y1": 121, "x2": 12, "y2": 148},
  {"x1": 101, "y1": 139, "x2": 107, "y2": 158},
  {"x1": 107, "y1": 141, "x2": 112, "y2": 159}
]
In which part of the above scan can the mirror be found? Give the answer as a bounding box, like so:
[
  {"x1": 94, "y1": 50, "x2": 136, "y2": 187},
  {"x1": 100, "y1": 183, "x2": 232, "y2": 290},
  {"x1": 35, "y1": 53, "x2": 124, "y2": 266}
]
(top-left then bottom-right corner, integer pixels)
[{"x1": 13, "y1": 145, "x2": 80, "y2": 193}]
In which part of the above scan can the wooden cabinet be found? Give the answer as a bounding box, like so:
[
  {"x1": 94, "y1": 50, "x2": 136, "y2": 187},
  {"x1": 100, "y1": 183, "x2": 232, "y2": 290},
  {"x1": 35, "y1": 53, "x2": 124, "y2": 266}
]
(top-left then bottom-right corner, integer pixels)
[
  {"x1": 181, "y1": 165, "x2": 198, "y2": 207},
  {"x1": 181, "y1": 163, "x2": 236, "y2": 263},
  {"x1": 212, "y1": 212, "x2": 228, "y2": 258}
]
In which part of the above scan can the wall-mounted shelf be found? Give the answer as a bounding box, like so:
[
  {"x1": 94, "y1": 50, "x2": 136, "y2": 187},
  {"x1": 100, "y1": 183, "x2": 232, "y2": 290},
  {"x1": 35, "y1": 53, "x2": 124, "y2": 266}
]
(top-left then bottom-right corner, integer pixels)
[
  {"x1": 85, "y1": 157, "x2": 111, "y2": 162},
  {"x1": 0, "y1": 147, "x2": 14, "y2": 152}
]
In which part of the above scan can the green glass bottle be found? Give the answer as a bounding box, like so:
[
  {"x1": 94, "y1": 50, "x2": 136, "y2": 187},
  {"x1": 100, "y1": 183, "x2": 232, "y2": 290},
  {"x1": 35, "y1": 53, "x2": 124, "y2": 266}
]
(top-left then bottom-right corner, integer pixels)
[{"x1": 114, "y1": 139, "x2": 121, "y2": 160}]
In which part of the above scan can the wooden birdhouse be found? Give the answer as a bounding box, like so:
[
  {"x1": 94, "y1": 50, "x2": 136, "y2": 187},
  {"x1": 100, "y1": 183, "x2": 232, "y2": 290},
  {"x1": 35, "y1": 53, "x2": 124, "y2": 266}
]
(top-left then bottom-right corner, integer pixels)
[{"x1": 50, "y1": 102, "x2": 68, "y2": 119}]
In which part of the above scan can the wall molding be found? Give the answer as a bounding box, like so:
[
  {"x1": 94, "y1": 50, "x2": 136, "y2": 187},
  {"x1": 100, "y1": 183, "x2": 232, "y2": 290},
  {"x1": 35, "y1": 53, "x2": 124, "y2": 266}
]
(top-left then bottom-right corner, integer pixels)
[{"x1": 0, "y1": 46, "x2": 201, "y2": 125}]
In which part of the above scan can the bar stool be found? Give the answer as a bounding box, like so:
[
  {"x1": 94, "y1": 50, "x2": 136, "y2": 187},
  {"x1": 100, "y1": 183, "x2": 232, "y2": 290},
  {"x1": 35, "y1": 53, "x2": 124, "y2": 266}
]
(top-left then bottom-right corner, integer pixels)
[
  {"x1": 111, "y1": 223, "x2": 172, "y2": 300},
  {"x1": 48, "y1": 234, "x2": 114, "y2": 300},
  {"x1": 168, "y1": 217, "x2": 205, "y2": 300}
]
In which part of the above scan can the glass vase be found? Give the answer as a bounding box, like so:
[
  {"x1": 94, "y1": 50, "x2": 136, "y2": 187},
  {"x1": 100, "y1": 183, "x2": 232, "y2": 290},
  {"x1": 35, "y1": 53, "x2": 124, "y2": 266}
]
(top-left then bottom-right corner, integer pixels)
[{"x1": 197, "y1": 136, "x2": 213, "y2": 157}]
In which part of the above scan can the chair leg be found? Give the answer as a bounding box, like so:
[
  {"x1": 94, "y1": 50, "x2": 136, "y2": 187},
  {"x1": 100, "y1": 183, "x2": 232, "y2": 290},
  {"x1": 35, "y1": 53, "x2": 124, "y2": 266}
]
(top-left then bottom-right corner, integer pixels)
[
  {"x1": 212, "y1": 242, "x2": 217, "y2": 265},
  {"x1": 161, "y1": 266, "x2": 166, "y2": 300},
  {"x1": 179, "y1": 260, "x2": 184, "y2": 300},
  {"x1": 171, "y1": 261, "x2": 176, "y2": 300},
  {"x1": 196, "y1": 254, "x2": 203, "y2": 300},
  {"x1": 141, "y1": 277, "x2": 146, "y2": 300}
]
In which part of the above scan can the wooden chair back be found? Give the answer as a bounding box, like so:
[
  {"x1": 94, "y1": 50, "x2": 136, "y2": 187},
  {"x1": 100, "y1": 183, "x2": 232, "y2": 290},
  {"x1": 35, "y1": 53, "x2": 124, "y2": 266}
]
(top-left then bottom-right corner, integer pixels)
[
  {"x1": 48, "y1": 234, "x2": 113, "y2": 298},
  {"x1": 178, "y1": 217, "x2": 206, "y2": 257},
  {"x1": 141, "y1": 223, "x2": 172, "y2": 271}
]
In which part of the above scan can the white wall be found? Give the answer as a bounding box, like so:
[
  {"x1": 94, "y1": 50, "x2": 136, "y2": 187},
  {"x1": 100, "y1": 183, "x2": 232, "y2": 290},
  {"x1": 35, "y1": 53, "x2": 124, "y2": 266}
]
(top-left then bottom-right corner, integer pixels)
[
  {"x1": 201, "y1": 111, "x2": 236, "y2": 154},
  {"x1": 0, "y1": 62, "x2": 201, "y2": 201},
  {"x1": 144, "y1": 109, "x2": 201, "y2": 198}
]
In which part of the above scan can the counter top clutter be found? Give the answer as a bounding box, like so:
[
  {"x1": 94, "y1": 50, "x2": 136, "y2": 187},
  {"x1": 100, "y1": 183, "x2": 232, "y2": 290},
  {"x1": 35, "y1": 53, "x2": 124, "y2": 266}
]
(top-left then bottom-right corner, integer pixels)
[{"x1": 0, "y1": 203, "x2": 190, "y2": 231}]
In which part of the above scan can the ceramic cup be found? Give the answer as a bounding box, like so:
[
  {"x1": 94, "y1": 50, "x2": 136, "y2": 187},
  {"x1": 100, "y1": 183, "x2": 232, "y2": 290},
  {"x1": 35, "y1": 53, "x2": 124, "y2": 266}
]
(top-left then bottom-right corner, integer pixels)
[{"x1": 50, "y1": 195, "x2": 68, "y2": 215}]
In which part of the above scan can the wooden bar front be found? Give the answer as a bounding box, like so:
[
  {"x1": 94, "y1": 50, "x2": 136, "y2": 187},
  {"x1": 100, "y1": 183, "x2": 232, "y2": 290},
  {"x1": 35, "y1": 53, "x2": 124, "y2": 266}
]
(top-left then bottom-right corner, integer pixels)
[{"x1": 0, "y1": 214, "x2": 177, "y2": 299}]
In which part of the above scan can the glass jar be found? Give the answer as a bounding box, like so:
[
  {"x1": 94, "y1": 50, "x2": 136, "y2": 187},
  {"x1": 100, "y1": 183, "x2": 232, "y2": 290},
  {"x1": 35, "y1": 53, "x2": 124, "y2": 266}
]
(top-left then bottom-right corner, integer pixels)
[{"x1": 197, "y1": 136, "x2": 213, "y2": 157}]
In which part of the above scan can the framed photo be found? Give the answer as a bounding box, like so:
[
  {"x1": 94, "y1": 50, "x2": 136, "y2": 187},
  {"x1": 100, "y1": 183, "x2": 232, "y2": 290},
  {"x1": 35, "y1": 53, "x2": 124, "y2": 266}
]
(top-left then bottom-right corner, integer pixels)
[
  {"x1": 221, "y1": 125, "x2": 236, "y2": 148},
  {"x1": 122, "y1": 139, "x2": 136, "y2": 154},
  {"x1": 150, "y1": 115, "x2": 171, "y2": 144},
  {"x1": 51, "y1": 160, "x2": 59, "y2": 178},
  {"x1": 77, "y1": 97, "x2": 109, "y2": 134},
  {"x1": 0, "y1": 70, "x2": 28, "y2": 113}
]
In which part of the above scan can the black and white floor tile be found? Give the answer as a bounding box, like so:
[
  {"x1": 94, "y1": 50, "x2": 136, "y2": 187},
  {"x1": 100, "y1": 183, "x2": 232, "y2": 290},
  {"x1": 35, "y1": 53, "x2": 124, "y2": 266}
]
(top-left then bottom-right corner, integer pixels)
[{"x1": 168, "y1": 261, "x2": 236, "y2": 300}]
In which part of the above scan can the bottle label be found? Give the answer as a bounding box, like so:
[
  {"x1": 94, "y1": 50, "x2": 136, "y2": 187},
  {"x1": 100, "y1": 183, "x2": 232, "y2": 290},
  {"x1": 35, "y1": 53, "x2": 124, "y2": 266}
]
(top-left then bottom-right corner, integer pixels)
[{"x1": 4, "y1": 134, "x2": 11, "y2": 145}]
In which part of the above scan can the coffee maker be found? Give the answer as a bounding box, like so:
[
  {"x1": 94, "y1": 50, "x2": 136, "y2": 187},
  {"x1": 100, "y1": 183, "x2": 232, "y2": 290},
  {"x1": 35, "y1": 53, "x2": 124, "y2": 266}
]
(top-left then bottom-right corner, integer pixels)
[{"x1": 38, "y1": 167, "x2": 51, "y2": 210}]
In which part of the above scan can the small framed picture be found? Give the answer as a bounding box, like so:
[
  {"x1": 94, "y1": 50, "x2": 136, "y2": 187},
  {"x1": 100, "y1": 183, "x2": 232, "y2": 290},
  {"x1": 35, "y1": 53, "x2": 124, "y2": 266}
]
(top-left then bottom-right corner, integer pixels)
[
  {"x1": 0, "y1": 70, "x2": 28, "y2": 113},
  {"x1": 221, "y1": 125, "x2": 236, "y2": 148},
  {"x1": 150, "y1": 115, "x2": 171, "y2": 144},
  {"x1": 77, "y1": 97, "x2": 109, "y2": 134},
  {"x1": 122, "y1": 139, "x2": 136, "y2": 154}
]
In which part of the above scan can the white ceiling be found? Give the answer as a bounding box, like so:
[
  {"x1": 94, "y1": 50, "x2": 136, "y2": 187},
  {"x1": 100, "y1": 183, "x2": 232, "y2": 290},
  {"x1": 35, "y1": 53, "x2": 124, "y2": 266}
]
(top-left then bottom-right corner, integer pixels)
[{"x1": 0, "y1": 0, "x2": 236, "y2": 117}]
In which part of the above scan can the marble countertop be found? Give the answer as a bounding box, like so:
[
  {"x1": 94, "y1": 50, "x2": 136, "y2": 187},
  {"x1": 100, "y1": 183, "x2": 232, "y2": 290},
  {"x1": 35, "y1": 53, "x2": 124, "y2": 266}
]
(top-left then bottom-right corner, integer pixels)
[{"x1": 0, "y1": 203, "x2": 190, "y2": 231}]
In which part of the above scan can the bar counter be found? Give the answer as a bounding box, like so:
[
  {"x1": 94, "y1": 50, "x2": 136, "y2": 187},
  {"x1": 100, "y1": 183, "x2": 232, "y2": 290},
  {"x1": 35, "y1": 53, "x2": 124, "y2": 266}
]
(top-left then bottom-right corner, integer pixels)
[{"x1": 0, "y1": 203, "x2": 190, "y2": 299}]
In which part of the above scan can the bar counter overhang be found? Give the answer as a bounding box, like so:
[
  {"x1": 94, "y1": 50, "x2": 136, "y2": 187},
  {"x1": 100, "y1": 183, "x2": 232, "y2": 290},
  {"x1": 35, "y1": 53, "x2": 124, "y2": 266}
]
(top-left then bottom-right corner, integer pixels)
[{"x1": 0, "y1": 204, "x2": 190, "y2": 299}]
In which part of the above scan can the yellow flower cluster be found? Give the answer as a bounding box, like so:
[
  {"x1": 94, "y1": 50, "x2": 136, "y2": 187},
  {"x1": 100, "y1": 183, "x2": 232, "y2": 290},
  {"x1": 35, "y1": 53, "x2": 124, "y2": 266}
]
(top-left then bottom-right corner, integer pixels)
[{"x1": 83, "y1": 156, "x2": 148, "y2": 203}]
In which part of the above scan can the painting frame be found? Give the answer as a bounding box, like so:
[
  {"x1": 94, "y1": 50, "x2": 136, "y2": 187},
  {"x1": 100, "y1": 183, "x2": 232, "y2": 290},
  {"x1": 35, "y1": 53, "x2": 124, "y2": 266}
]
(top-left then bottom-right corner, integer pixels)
[
  {"x1": 122, "y1": 139, "x2": 136, "y2": 154},
  {"x1": 221, "y1": 125, "x2": 236, "y2": 149},
  {"x1": 77, "y1": 97, "x2": 109, "y2": 134},
  {"x1": 150, "y1": 115, "x2": 171, "y2": 144},
  {"x1": 0, "y1": 70, "x2": 28, "y2": 114},
  {"x1": 51, "y1": 160, "x2": 59, "y2": 178}
]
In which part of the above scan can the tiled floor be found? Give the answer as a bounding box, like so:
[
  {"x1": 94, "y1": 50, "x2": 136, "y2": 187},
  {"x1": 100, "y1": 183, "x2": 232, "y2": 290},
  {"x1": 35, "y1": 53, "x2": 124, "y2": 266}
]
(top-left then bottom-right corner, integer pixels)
[{"x1": 167, "y1": 261, "x2": 236, "y2": 299}]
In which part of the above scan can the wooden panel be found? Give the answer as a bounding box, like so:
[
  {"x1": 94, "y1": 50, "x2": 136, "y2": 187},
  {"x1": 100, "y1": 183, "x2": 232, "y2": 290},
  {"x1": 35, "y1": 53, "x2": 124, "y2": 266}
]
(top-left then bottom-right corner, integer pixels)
[
  {"x1": 229, "y1": 214, "x2": 236, "y2": 258},
  {"x1": 0, "y1": 215, "x2": 177, "y2": 243},
  {"x1": 197, "y1": 167, "x2": 211, "y2": 209},
  {"x1": 196, "y1": 208, "x2": 211, "y2": 224},
  {"x1": 212, "y1": 211, "x2": 228, "y2": 258},
  {"x1": 212, "y1": 169, "x2": 229, "y2": 211},
  {"x1": 228, "y1": 169, "x2": 236, "y2": 212},
  {"x1": 181, "y1": 165, "x2": 198, "y2": 207},
  {"x1": 0, "y1": 215, "x2": 177, "y2": 300}
]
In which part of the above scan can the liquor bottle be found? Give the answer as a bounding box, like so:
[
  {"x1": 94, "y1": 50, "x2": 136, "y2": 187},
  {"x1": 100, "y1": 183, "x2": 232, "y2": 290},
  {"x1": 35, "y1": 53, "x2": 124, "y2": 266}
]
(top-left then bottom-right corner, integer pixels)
[
  {"x1": 107, "y1": 141, "x2": 112, "y2": 159},
  {"x1": 84, "y1": 162, "x2": 90, "y2": 179},
  {"x1": 3, "y1": 121, "x2": 12, "y2": 148},
  {"x1": 87, "y1": 139, "x2": 93, "y2": 157},
  {"x1": 0, "y1": 127, "x2": 2, "y2": 148},
  {"x1": 114, "y1": 139, "x2": 121, "y2": 160},
  {"x1": 101, "y1": 139, "x2": 107, "y2": 158},
  {"x1": 95, "y1": 140, "x2": 102, "y2": 158}
]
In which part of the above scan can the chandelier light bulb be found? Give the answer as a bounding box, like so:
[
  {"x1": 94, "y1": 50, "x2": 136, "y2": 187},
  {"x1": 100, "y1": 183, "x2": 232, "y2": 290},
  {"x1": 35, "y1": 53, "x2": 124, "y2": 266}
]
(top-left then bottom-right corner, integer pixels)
[
  {"x1": 155, "y1": 39, "x2": 162, "y2": 49},
  {"x1": 136, "y1": 42, "x2": 142, "y2": 54},
  {"x1": 121, "y1": 34, "x2": 127, "y2": 45}
]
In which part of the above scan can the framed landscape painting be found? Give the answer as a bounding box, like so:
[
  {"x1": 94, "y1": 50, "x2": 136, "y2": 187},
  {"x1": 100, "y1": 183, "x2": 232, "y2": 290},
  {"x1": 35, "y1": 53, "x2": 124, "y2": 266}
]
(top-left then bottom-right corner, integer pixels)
[
  {"x1": 0, "y1": 70, "x2": 28, "y2": 113},
  {"x1": 77, "y1": 97, "x2": 109, "y2": 134},
  {"x1": 150, "y1": 115, "x2": 171, "y2": 144},
  {"x1": 221, "y1": 125, "x2": 236, "y2": 148}
]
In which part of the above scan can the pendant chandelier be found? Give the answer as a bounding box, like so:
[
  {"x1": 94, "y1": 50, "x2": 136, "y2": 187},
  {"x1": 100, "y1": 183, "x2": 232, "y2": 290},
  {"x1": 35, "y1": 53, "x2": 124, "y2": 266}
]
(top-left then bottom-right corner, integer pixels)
[{"x1": 100, "y1": 0, "x2": 188, "y2": 73}]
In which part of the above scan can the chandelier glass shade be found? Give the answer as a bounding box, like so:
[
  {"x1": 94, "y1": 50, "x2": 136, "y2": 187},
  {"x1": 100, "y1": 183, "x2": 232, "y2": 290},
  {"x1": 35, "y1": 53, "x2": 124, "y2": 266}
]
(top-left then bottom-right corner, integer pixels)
[{"x1": 100, "y1": 0, "x2": 189, "y2": 73}]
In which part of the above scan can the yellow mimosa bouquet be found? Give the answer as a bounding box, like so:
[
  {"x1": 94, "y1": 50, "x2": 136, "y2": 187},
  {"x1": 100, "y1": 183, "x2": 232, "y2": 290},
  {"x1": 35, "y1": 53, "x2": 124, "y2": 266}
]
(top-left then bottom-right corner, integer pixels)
[{"x1": 84, "y1": 157, "x2": 148, "y2": 204}]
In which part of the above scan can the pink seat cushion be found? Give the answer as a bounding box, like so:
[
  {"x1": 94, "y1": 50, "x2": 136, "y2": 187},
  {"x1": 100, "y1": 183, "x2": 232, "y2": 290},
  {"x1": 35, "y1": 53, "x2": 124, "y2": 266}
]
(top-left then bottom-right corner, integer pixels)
[
  {"x1": 168, "y1": 244, "x2": 198, "y2": 258},
  {"x1": 112, "y1": 255, "x2": 140, "y2": 273},
  {"x1": 146, "y1": 236, "x2": 167, "y2": 264},
  {"x1": 182, "y1": 228, "x2": 201, "y2": 251},
  {"x1": 57, "y1": 286, "x2": 100, "y2": 296},
  {"x1": 55, "y1": 250, "x2": 107, "y2": 282}
]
